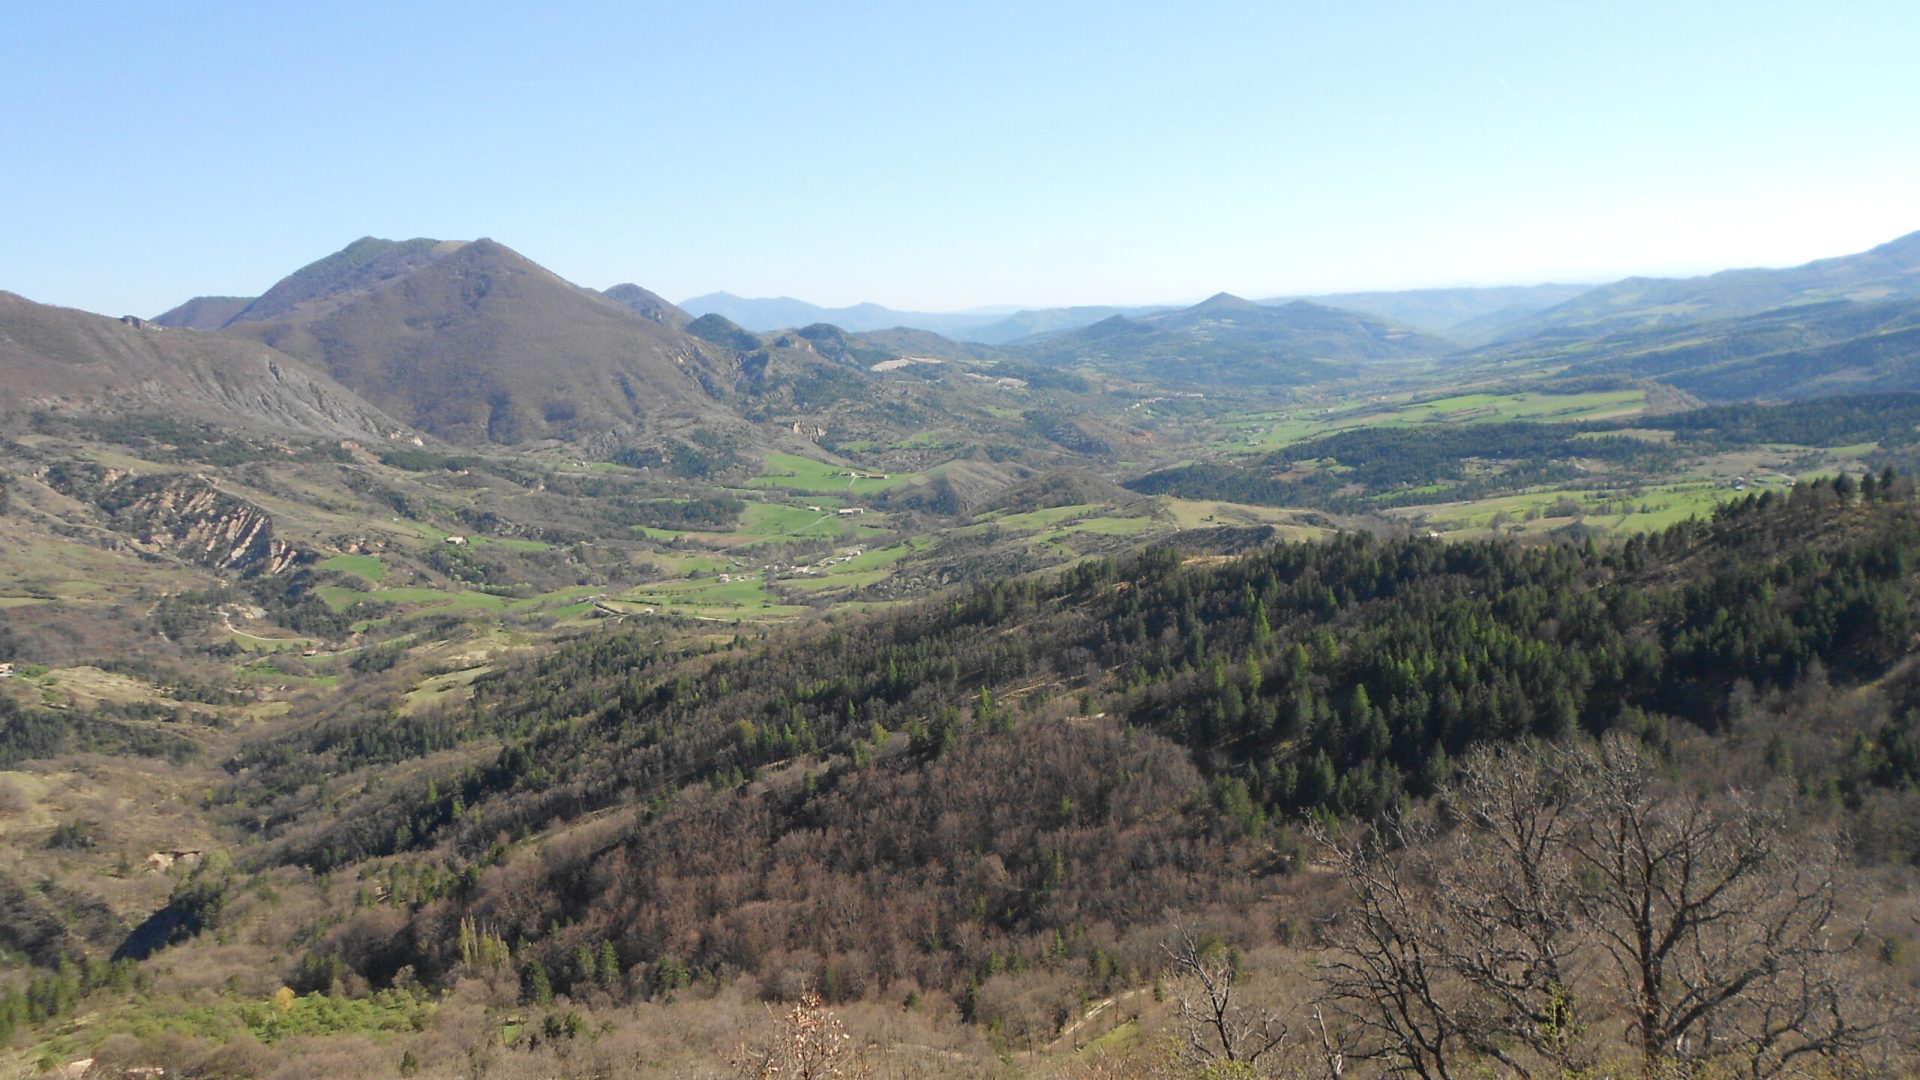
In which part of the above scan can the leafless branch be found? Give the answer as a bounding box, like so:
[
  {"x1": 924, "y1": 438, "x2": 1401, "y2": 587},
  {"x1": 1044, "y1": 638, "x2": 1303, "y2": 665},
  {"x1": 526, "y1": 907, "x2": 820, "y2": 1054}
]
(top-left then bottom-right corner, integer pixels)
[{"x1": 1162, "y1": 927, "x2": 1289, "y2": 1070}]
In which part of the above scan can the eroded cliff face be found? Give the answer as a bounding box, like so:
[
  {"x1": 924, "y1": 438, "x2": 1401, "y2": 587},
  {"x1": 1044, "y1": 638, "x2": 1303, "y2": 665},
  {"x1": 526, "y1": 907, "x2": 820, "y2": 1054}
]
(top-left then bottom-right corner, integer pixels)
[{"x1": 40, "y1": 465, "x2": 307, "y2": 576}]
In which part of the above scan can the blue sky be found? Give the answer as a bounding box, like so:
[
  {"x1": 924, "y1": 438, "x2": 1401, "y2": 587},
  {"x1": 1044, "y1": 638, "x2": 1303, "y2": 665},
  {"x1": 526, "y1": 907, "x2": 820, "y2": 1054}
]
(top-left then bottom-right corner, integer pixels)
[{"x1": 4, "y1": 1, "x2": 1916, "y2": 317}]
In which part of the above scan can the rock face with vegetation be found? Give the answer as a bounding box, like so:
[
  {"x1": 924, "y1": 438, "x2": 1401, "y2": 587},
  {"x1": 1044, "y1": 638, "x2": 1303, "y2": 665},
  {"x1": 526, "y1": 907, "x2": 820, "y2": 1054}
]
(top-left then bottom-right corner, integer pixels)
[
  {"x1": 111, "y1": 477, "x2": 304, "y2": 576},
  {"x1": 40, "y1": 465, "x2": 306, "y2": 575}
]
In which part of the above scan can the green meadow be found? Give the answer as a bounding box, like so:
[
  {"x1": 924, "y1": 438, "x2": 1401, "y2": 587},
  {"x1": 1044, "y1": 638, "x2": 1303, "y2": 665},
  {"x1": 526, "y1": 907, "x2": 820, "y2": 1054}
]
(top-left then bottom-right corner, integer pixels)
[{"x1": 748, "y1": 452, "x2": 917, "y2": 495}]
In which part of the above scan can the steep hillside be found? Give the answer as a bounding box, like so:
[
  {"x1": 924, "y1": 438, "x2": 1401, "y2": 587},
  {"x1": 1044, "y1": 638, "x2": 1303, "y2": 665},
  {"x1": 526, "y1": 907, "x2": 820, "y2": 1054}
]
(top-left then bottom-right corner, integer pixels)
[
  {"x1": 149, "y1": 295, "x2": 253, "y2": 331},
  {"x1": 1491, "y1": 228, "x2": 1920, "y2": 341},
  {"x1": 0, "y1": 291, "x2": 404, "y2": 440},
  {"x1": 223, "y1": 239, "x2": 742, "y2": 445},
  {"x1": 1013, "y1": 293, "x2": 1452, "y2": 386}
]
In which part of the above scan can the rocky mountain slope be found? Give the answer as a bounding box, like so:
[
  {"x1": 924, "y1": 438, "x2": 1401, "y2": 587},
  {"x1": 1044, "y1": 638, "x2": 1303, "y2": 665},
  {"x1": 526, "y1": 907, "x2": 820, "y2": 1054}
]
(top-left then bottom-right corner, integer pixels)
[{"x1": 0, "y1": 291, "x2": 406, "y2": 441}]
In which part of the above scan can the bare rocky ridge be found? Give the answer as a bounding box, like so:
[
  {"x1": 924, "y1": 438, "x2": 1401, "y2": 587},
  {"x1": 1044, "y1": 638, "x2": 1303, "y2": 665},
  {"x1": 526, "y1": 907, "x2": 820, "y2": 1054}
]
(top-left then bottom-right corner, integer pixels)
[{"x1": 115, "y1": 478, "x2": 304, "y2": 575}]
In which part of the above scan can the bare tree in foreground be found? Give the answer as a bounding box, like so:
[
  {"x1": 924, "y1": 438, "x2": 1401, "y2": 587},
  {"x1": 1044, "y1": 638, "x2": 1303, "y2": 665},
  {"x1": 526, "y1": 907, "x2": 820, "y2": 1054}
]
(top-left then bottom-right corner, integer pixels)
[
  {"x1": 1570, "y1": 737, "x2": 1877, "y2": 1076},
  {"x1": 1163, "y1": 927, "x2": 1290, "y2": 1073},
  {"x1": 1316, "y1": 735, "x2": 1891, "y2": 1078},
  {"x1": 1316, "y1": 745, "x2": 1595, "y2": 1079},
  {"x1": 732, "y1": 990, "x2": 870, "y2": 1080}
]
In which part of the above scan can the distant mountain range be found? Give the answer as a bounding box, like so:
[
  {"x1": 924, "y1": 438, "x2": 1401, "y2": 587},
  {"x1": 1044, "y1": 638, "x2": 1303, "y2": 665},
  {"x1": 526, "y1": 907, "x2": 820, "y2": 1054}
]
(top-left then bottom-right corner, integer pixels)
[
  {"x1": 10, "y1": 225, "x2": 1911, "y2": 455},
  {"x1": 1495, "y1": 296, "x2": 1920, "y2": 401},
  {"x1": 1487, "y1": 230, "x2": 1920, "y2": 342},
  {"x1": 675, "y1": 287, "x2": 1588, "y2": 345},
  {"x1": 677, "y1": 292, "x2": 1011, "y2": 339},
  {"x1": 679, "y1": 230, "x2": 1920, "y2": 354},
  {"x1": 1268, "y1": 283, "x2": 1594, "y2": 339},
  {"x1": 1009, "y1": 293, "x2": 1454, "y2": 386}
]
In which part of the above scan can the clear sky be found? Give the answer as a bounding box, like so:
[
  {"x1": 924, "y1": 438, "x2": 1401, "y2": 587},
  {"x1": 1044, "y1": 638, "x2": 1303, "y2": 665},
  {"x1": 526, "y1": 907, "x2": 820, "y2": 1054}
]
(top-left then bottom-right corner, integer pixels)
[{"x1": 4, "y1": 1, "x2": 1917, "y2": 317}]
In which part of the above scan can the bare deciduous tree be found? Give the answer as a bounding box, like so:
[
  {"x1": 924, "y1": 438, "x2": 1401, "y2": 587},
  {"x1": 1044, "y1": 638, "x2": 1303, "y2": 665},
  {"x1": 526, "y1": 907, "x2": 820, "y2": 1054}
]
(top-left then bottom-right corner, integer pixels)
[
  {"x1": 732, "y1": 990, "x2": 870, "y2": 1080},
  {"x1": 1567, "y1": 736, "x2": 1878, "y2": 1076},
  {"x1": 1315, "y1": 736, "x2": 1889, "y2": 1079},
  {"x1": 1163, "y1": 927, "x2": 1289, "y2": 1073},
  {"x1": 1315, "y1": 827, "x2": 1464, "y2": 1080},
  {"x1": 1315, "y1": 743, "x2": 1602, "y2": 1078}
]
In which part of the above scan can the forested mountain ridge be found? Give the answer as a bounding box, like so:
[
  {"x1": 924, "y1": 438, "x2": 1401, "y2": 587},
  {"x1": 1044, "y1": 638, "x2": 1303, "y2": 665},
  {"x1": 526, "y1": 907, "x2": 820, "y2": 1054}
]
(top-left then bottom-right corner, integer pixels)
[{"x1": 186, "y1": 475, "x2": 1920, "y2": 1028}]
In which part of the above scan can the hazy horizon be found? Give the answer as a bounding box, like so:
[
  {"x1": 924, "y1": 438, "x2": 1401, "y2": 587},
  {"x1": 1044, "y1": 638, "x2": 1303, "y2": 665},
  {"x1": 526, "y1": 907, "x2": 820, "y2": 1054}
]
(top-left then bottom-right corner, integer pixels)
[{"x1": 4, "y1": 2, "x2": 1916, "y2": 318}]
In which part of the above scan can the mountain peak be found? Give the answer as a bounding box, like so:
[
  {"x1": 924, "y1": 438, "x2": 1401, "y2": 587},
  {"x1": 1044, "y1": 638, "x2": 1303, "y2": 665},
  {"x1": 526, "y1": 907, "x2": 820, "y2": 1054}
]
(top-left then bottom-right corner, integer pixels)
[
  {"x1": 1194, "y1": 292, "x2": 1260, "y2": 311},
  {"x1": 214, "y1": 237, "x2": 737, "y2": 445},
  {"x1": 686, "y1": 312, "x2": 763, "y2": 350},
  {"x1": 226, "y1": 236, "x2": 461, "y2": 325}
]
